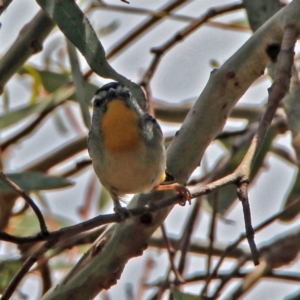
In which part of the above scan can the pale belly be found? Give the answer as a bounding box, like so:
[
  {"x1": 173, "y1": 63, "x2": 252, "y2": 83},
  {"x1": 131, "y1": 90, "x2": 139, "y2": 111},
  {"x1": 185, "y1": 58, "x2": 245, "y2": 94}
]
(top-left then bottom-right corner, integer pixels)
[{"x1": 92, "y1": 146, "x2": 166, "y2": 195}]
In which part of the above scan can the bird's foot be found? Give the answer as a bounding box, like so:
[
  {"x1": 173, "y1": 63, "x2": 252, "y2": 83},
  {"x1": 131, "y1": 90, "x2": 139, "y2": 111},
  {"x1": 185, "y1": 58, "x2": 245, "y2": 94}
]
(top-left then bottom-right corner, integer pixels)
[
  {"x1": 155, "y1": 183, "x2": 192, "y2": 206},
  {"x1": 113, "y1": 204, "x2": 130, "y2": 220},
  {"x1": 172, "y1": 184, "x2": 192, "y2": 206}
]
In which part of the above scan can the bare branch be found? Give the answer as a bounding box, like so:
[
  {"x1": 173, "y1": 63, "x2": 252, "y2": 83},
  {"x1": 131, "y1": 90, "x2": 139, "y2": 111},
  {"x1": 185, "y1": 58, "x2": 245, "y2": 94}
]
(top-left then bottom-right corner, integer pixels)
[
  {"x1": 178, "y1": 199, "x2": 201, "y2": 275},
  {"x1": 0, "y1": 0, "x2": 13, "y2": 16},
  {"x1": 0, "y1": 172, "x2": 48, "y2": 235},
  {"x1": 200, "y1": 197, "x2": 300, "y2": 294},
  {"x1": 236, "y1": 24, "x2": 299, "y2": 179},
  {"x1": 236, "y1": 182, "x2": 259, "y2": 265},
  {"x1": 141, "y1": 2, "x2": 244, "y2": 85},
  {"x1": 83, "y1": 0, "x2": 186, "y2": 79},
  {"x1": 161, "y1": 224, "x2": 185, "y2": 284}
]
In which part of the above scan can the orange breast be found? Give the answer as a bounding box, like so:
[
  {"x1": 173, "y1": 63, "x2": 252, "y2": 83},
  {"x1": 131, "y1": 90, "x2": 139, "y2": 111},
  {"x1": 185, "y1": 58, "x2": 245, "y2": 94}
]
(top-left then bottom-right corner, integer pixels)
[{"x1": 101, "y1": 100, "x2": 140, "y2": 152}]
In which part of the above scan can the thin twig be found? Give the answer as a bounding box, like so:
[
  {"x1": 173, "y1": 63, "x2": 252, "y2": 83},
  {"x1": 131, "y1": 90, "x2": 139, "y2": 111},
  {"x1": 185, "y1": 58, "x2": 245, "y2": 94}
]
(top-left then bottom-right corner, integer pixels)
[
  {"x1": 26, "y1": 136, "x2": 87, "y2": 173},
  {"x1": 58, "y1": 159, "x2": 92, "y2": 178},
  {"x1": 236, "y1": 24, "x2": 299, "y2": 179},
  {"x1": 177, "y1": 199, "x2": 201, "y2": 275},
  {"x1": 150, "y1": 274, "x2": 170, "y2": 300},
  {"x1": 0, "y1": 172, "x2": 48, "y2": 235},
  {"x1": 0, "y1": 174, "x2": 254, "y2": 246},
  {"x1": 83, "y1": 0, "x2": 186, "y2": 80},
  {"x1": 200, "y1": 197, "x2": 300, "y2": 296},
  {"x1": 1, "y1": 239, "x2": 57, "y2": 300},
  {"x1": 202, "y1": 193, "x2": 218, "y2": 296},
  {"x1": 39, "y1": 262, "x2": 52, "y2": 295},
  {"x1": 0, "y1": 213, "x2": 119, "y2": 245},
  {"x1": 0, "y1": 102, "x2": 63, "y2": 152},
  {"x1": 2, "y1": 193, "x2": 300, "y2": 299},
  {"x1": 19, "y1": 227, "x2": 108, "y2": 272},
  {"x1": 211, "y1": 255, "x2": 249, "y2": 298},
  {"x1": 0, "y1": 188, "x2": 207, "y2": 299},
  {"x1": 79, "y1": 174, "x2": 97, "y2": 219},
  {"x1": 208, "y1": 193, "x2": 218, "y2": 271},
  {"x1": 141, "y1": 2, "x2": 243, "y2": 85},
  {"x1": 93, "y1": 2, "x2": 213, "y2": 23},
  {"x1": 135, "y1": 257, "x2": 155, "y2": 300},
  {"x1": 181, "y1": 269, "x2": 300, "y2": 284},
  {"x1": 161, "y1": 224, "x2": 185, "y2": 284},
  {"x1": 230, "y1": 24, "x2": 299, "y2": 265},
  {"x1": 93, "y1": 2, "x2": 248, "y2": 31},
  {"x1": 143, "y1": 82, "x2": 155, "y2": 116},
  {"x1": 215, "y1": 128, "x2": 250, "y2": 140},
  {"x1": 228, "y1": 260, "x2": 270, "y2": 299},
  {"x1": 237, "y1": 182, "x2": 259, "y2": 265}
]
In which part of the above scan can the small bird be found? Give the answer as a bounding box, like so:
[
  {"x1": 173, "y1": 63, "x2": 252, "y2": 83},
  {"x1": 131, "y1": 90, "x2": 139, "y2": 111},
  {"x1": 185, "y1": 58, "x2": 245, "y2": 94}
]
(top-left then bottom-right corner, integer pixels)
[{"x1": 88, "y1": 82, "x2": 168, "y2": 215}]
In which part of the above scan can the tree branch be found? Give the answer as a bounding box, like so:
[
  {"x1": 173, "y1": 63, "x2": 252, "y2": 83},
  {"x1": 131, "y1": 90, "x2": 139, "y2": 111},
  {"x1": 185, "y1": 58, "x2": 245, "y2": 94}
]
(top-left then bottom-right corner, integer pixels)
[
  {"x1": 0, "y1": 0, "x2": 13, "y2": 16},
  {"x1": 0, "y1": 172, "x2": 48, "y2": 235},
  {"x1": 0, "y1": 10, "x2": 54, "y2": 94},
  {"x1": 141, "y1": 2, "x2": 244, "y2": 85}
]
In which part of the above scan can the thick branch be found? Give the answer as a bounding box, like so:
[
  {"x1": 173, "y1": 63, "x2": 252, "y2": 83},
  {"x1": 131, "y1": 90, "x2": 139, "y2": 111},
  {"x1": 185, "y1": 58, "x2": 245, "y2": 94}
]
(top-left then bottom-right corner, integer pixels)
[{"x1": 0, "y1": 10, "x2": 54, "y2": 94}]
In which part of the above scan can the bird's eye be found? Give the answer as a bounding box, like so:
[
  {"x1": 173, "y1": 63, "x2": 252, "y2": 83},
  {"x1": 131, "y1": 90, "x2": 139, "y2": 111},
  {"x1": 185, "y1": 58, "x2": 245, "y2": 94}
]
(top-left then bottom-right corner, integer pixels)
[{"x1": 93, "y1": 98, "x2": 103, "y2": 107}]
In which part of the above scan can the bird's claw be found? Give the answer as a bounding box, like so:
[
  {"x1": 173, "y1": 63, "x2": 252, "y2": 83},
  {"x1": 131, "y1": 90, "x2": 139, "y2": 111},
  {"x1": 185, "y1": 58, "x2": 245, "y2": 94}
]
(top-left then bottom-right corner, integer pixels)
[
  {"x1": 155, "y1": 183, "x2": 192, "y2": 206},
  {"x1": 173, "y1": 184, "x2": 192, "y2": 206},
  {"x1": 113, "y1": 205, "x2": 130, "y2": 220}
]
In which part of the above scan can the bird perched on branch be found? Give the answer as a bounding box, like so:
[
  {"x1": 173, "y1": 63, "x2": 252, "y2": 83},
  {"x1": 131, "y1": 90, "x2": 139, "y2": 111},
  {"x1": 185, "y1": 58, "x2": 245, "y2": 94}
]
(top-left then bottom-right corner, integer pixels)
[{"x1": 88, "y1": 82, "x2": 170, "y2": 216}]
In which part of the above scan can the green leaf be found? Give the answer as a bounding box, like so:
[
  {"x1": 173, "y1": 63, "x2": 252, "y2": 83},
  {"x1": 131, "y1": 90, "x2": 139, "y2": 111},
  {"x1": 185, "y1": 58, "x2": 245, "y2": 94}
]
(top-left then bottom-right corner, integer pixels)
[
  {"x1": 38, "y1": 70, "x2": 70, "y2": 92},
  {"x1": 280, "y1": 168, "x2": 300, "y2": 221},
  {"x1": 2, "y1": 87, "x2": 10, "y2": 113},
  {"x1": 20, "y1": 67, "x2": 98, "y2": 104},
  {"x1": 98, "y1": 187, "x2": 111, "y2": 212},
  {"x1": 0, "y1": 171, "x2": 73, "y2": 191},
  {"x1": 36, "y1": 0, "x2": 146, "y2": 109},
  {"x1": 0, "y1": 85, "x2": 74, "y2": 130},
  {"x1": 12, "y1": 213, "x2": 41, "y2": 236},
  {"x1": 67, "y1": 39, "x2": 91, "y2": 128},
  {"x1": 207, "y1": 129, "x2": 278, "y2": 215},
  {"x1": 99, "y1": 20, "x2": 120, "y2": 36},
  {"x1": 0, "y1": 101, "x2": 46, "y2": 129},
  {"x1": 171, "y1": 287, "x2": 203, "y2": 300},
  {"x1": 0, "y1": 260, "x2": 23, "y2": 293},
  {"x1": 12, "y1": 210, "x2": 72, "y2": 239},
  {"x1": 39, "y1": 69, "x2": 98, "y2": 105}
]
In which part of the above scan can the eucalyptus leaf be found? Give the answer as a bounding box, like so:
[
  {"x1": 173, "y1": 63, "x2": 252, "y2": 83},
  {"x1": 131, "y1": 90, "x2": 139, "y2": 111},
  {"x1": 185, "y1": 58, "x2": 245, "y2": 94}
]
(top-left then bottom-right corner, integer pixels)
[
  {"x1": 0, "y1": 101, "x2": 47, "y2": 130},
  {"x1": 0, "y1": 171, "x2": 73, "y2": 191},
  {"x1": 0, "y1": 260, "x2": 23, "y2": 293},
  {"x1": 98, "y1": 187, "x2": 111, "y2": 212},
  {"x1": 11, "y1": 212, "x2": 41, "y2": 236},
  {"x1": 0, "y1": 85, "x2": 74, "y2": 130},
  {"x1": 280, "y1": 168, "x2": 300, "y2": 221},
  {"x1": 67, "y1": 39, "x2": 91, "y2": 128},
  {"x1": 38, "y1": 70, "x2": 98, "y2": 103},
  {"x1": 20, "y1": 67, "x2": 98, "y2": 104},
  {"x1": 36, "y1": 0, "x2": 146, "y2": 108},
  {"x1": 207, "y1": 129, "x2": 278, "y2": 215},
  {"x1": 39, "y1": 70, "x2": 69, "y2": 92}
]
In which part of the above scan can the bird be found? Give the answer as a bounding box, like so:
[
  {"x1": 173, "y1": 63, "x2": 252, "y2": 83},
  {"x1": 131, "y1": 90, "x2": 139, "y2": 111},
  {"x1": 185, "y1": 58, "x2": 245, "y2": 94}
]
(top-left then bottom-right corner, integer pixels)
[{"x1": 88, "y1": 82, "x2": 168, "y2": 216}]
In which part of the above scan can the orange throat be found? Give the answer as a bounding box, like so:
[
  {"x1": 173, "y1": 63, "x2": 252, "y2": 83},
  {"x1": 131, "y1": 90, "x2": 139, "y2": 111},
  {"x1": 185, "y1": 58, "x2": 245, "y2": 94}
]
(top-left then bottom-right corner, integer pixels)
[{"x1": 101, "y1": 100, "x2": 140, "y2": 152}]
